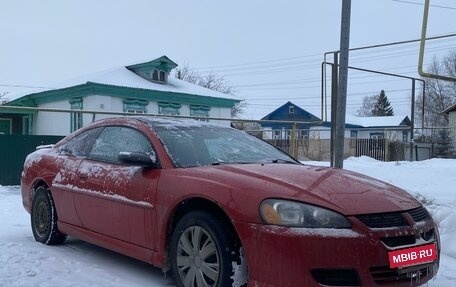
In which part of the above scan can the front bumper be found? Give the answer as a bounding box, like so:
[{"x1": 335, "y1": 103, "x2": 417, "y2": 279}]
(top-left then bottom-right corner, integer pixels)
[{"x1": 234, "y1": 215, "x2": 440, "y2": 287}]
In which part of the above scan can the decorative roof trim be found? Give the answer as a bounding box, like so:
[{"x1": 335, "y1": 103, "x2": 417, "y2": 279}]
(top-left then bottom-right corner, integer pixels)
[
  {"x1": 126, "y1": 55, "x2": 178, "y2": 75},
  {"x1": 7, "y1": 82, "x2": 238, "y2": 109}
]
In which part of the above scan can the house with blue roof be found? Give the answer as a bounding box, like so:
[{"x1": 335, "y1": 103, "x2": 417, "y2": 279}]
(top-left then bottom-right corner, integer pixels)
[
  {"x1": 261, "y1": 101, "x2": 412, "y2": 141},
  {"x1": 260, "y1": 101, "x2": 324, "y2": 140}
]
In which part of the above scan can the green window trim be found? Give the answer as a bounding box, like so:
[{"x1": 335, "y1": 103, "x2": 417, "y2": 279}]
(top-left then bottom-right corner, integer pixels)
[
  {"x1": 190, "y1": 105, "x2": 211, "y2": 119},
  {"x1": 123, "y1": 99, "x2": 148, "y2": 113},
  {"x1": 158, "y1": 102, "x2": 181, "y2": 115},
  {"x1": 69, "y1": 97, "x2": 83, "y2": 109},
  {"x1": 151, "y1": 70, "x2": 167, "y2": 83},
  {"x1": 69, "y1": 98, "x2": 83, "y2": 132}
]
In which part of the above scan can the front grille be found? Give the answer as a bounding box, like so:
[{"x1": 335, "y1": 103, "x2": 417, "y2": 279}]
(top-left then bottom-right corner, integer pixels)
[
  {"x1": 370, "y1": 264, "x2": 434, "y2": 284},
  {"x1": 311, "y1": 269, "x2": 360, "y2": 286},
  {"x1": 408, "y1": 207, "x2": 430, "y2": 222},
  {"x1": 357, "y1": 212, "x2": 407, "y2": 228},
  {"x1": 381, "y1": 235, "x2": 416, "y2": 247},
  {"x1": 421, "y1": 229, "x2": 434, "y2": 241}
]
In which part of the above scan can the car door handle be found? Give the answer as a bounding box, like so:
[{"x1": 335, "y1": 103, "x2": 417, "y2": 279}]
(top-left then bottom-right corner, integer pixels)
[{"x1": 79, "y1": 173, "x2": 88, "y2": 180}]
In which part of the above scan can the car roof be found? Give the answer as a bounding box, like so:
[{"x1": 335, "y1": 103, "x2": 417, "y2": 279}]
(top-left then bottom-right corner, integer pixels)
[{"x1": 133, "y1": 116, "x2": 230, "y2": 130}]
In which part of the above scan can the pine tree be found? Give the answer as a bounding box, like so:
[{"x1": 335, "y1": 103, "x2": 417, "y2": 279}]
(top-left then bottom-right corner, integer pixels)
[
  {"x1": 434, "y1": 129, "x2": 455, "y2": 158},
  {"x1": 373, "y1": 90, "x2": 394, "y2": 116}
]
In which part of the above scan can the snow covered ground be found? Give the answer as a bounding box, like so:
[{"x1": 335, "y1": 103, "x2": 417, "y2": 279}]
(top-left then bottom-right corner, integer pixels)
[{"x1": 1, "y1": 157, "x2": 455, "y2": 286}]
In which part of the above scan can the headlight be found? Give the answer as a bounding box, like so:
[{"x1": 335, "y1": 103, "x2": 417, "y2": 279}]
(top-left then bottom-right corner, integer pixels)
[{"x1": 260, "y1": 199, "x2": 351, "y2": 228}]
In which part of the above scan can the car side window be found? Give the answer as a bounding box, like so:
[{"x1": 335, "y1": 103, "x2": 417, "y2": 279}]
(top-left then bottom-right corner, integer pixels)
[
  {"x1": 88, "y1": 126, "x2": 155, "y2": 164},
  {"x1": 58, "y1": 127, "x2": 103, "y2": 157}
]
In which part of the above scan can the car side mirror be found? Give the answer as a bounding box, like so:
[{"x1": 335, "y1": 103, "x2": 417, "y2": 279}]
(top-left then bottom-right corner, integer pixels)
[{"x1": 118, "y1": 151, "x2": 159, "y2": 168}]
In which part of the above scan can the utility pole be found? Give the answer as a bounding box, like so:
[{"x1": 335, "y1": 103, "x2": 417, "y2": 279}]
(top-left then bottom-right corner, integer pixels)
[
  {"x1": 330, "y1": 54, "x2": 338, "y2": 167},
  {"x1": 334, "y1": 0, "x2": 352, "y2": 168}
]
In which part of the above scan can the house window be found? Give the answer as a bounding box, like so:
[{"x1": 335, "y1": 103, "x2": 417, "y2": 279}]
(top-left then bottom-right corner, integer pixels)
[
  {"x1": 152, "y1": 70, "x2": 166, "y2": 83},
  {"x1": 289, "y1": 106, "x2": 295, "y2": 114},
  {"x1": 273, "y1": 130, "x2": 281, "y2": 139},
  {"x1": 123, "y1": 99, "x2": 148, "y2": 114},
  {"x1": 159, "y1": 71, "x2": 166, "y2": 82},
  {"x1": 285, "y1": 130, "x2": 291, "y2": 139},
  {"x1": 402, "y1": 131, "x2": 408, "y2": 142},
  {"x1": 350, "y1": 130, "x2": 358, "y2": 138},
  {"x1": 370, "y1": 132, "x2": 384, "y2": 139},
  {"x1": 158, "y1": 102, "x2": 181, "y2": 115},
  {"x1": 152, "y1": 70, "x2": 159, "y2": 81},
  {"x1": 22, "y1": 115, "x2": 33, "y2": 135},
  {"x1": 190, "y1": 105, "x2": 210, "y2": 121},
  {"x1": 69, "y1": 98, "x2": 83, "y2": 132},
  {"x1": 0, "y1": 118, "x2": 12, "y2": 135},
  {"x1": 298, "y1": 130, "x2": 309, "y2": 139}
]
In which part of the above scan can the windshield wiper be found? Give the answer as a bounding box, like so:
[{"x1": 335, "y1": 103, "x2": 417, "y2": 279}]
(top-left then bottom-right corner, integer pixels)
[
  {"x1": 211, "y1": 161, "x2": 254, "y2": 166},
  {"x1": 269, "y1": 159, "x2": 299, "y2": 164}
]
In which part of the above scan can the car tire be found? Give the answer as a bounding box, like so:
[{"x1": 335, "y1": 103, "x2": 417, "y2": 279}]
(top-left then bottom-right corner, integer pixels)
[
  {"x1": 170, "y1": 211, "x2": 239, "y2": 287},
  {"x1": 31, "y1": 186, "x2": 67, "y2": 245}
]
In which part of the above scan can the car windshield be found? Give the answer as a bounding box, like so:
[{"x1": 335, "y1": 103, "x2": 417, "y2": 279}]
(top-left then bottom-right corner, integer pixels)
[{"x1": 153, "y1": 124, "x2": 296, "y2": 167}]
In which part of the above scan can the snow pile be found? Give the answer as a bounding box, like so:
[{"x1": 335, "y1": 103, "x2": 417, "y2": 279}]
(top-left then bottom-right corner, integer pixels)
[{"x1": 1, "y1": 157, "x2": 455, "y2": 286}]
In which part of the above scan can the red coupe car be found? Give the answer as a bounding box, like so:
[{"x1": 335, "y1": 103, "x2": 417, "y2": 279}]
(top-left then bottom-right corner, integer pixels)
[{"x1": 21, "y1": 116, "x2": 440, "y2": 287}]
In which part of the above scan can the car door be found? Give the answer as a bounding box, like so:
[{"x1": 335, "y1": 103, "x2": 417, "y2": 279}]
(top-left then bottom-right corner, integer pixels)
[
  {"x1": 72, "y1": 126, "x2": 159, "y2": 249},
  {"x1": 51, "y1": 127, "x2": 103, "y2": 227}
]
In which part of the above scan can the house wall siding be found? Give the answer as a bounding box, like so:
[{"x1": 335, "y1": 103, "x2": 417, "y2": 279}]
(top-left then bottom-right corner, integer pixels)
[
  {"x1": 36, "y1": 100, "x2": 72, "y2": 135},
  {"x1": 34, "y1": 95, "x2": 233, "y2": 135},
  {"x1": 449, "y1": 111, "x2": 456, "y2": 148}
]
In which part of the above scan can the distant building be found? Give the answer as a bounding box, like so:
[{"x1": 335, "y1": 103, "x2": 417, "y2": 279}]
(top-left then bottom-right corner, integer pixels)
[
  {"x1": 260, "y1": 101, "x2": 323, "y2": 140},
  {"x1": 1, "y1": 56, "x2": 239, "y2": 135},
  {"x1": 443, "y1": 103, "x2": 456, "y2": 150},
  {"x1": 260, "y1": 101, "x2": 411, "y2": 141}
]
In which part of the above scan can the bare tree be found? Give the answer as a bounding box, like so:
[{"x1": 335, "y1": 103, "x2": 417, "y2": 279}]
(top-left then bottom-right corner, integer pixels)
[
  {"x1": 0, "y1": 92, "x2": 8, "y2": 105},
  {"x1": 175, "y1": 64, "x2": 199, "y2": 84},
  {"x1": 356, "y1": 94, "x2": 377, "y2": 116},
  {"x1": 415, "y1": 53, "x2": 456, "y2": 128},
  {"x1": 174, "y1": 63, "x2": 245, "y2": 117}
]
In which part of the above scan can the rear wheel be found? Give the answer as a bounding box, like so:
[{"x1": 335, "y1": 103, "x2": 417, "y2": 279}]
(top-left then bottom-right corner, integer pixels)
[
  {"x1": 170, "y1": 211, "x2": 239, "y2": 287},
  {"x1": 31, "y1": 186, "x2": 67, "y2": 245}
]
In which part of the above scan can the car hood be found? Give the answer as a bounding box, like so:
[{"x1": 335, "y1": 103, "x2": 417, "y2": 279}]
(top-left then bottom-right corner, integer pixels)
[{"x1": 206, "y1": 163, "x2": 420, "y2": 215}]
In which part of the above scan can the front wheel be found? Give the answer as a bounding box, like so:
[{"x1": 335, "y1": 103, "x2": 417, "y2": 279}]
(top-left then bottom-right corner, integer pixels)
[
  {"x1": 31, "y1": 186, "x2": 67, "y2": 245},
  {"x1": 170, "y1": 211, "x2": 239, "y2": 287}
]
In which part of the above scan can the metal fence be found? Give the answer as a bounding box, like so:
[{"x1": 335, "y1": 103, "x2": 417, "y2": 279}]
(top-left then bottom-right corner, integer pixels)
[
  {"x1": 0, "y1": 105, "x2": 455, "y2": 184},
  {"x1": 0, "y1": 135, "x2": 64, "y2": 185}
]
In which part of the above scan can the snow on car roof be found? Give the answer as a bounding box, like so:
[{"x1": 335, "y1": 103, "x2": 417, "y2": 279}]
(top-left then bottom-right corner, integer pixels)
[{"x1": 134, "y1": 116, "x2": 230, "y2": 130}]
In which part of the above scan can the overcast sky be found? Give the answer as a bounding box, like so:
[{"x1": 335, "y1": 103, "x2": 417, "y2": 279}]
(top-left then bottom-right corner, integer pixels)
[{"x1": 1, "y1": 0, "x2": 455, "y2": 119}]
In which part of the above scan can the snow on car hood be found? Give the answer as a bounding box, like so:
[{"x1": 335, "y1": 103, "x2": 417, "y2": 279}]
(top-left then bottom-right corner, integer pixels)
[{"x1": 208, "y1": 163, "x2": 421, "y2": 215}]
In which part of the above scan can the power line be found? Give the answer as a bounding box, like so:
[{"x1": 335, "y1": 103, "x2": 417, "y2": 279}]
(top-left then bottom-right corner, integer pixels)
[
  {"x1": 0, "y1": 84, "x2": 53, "y2": 89},
  {"x1": 195, "y1": 53, "x2": 322, "y2": 71},
  {"x1": 392, "y1": 0, "x2": 456, "y2": 10}
]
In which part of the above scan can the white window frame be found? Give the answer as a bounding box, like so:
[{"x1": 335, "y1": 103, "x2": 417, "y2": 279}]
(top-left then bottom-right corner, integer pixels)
[
  {"x1": 289, "y1": 106, "x2": 295, "y2": 114},
  {"x1": 69, "y1": 98, "x2": 83, "y2": 132}
]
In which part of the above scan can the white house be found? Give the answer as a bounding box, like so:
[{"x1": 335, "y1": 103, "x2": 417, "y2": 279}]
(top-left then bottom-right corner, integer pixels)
[
  {"x1": 1, "y1": 56, "x2": 239, "y2": 135},
  {"x1": 443, "y1": 103, "x2": 456, "y2": 150}
]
